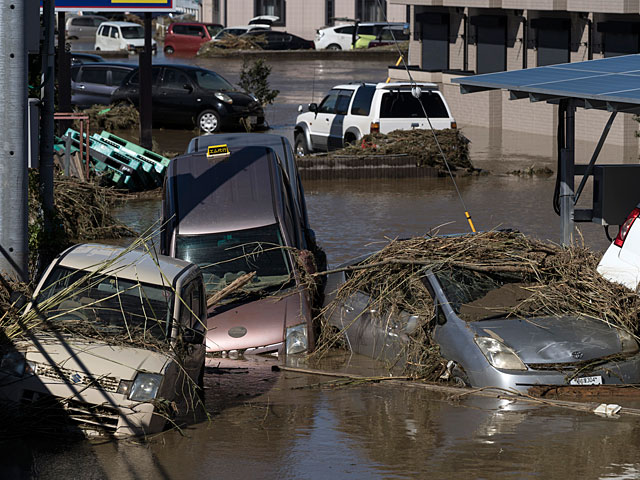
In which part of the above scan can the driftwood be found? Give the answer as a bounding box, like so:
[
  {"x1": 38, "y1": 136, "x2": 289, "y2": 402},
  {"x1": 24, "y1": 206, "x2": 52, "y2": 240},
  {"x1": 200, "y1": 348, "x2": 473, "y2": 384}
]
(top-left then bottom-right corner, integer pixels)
[{"x1": 206, "y1": 271, "x2": 256, "y2": 308}]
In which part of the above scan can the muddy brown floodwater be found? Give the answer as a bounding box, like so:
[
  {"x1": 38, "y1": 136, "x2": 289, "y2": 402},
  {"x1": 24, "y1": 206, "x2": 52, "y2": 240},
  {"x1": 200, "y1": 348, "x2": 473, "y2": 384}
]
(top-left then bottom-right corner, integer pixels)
[{"x1": 5, "y1": 57, "x2": 639, "y2": 479}]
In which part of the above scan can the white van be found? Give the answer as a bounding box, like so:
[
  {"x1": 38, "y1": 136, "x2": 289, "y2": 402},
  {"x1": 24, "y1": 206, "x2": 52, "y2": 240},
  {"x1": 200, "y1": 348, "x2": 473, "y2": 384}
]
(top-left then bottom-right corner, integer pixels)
[{"x1": 95, "y1": 21, "x2": 157, "y2": 54}]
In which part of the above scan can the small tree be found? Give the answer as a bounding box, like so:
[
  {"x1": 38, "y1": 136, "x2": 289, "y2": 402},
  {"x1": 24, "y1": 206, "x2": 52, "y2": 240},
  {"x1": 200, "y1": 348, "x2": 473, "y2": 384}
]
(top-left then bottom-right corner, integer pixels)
[{"x1": 238, "y1": 58, "x2": 279, "y2": 106}]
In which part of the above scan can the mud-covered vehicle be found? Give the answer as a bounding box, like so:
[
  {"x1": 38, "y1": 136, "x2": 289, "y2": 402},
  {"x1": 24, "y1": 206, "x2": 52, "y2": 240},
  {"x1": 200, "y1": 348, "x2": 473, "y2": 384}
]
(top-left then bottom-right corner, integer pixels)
[{"x1": 0, "y1": 243, "x2": 206, "y2": 437}]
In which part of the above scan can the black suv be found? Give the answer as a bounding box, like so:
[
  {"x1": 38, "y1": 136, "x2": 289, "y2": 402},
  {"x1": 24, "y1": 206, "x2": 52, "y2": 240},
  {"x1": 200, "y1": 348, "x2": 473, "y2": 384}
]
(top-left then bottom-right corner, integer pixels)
[{"x1": 111, "y1": 64, "x2": 265, "y2": 132}]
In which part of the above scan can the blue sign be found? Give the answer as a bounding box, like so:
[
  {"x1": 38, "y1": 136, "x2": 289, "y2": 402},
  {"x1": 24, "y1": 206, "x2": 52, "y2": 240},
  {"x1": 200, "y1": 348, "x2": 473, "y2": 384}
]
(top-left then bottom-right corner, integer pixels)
[{"x1": 46, "y1": 0, "x2": 175, "y2": 12}]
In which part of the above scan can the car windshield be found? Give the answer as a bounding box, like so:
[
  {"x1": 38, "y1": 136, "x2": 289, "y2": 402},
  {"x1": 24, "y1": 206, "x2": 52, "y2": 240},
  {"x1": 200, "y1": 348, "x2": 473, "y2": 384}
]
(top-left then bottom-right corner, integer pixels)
[
  {"x1": 194, "y1": 69, "x2": 234, "y2": 91},
  {"x1": 36, "y1": 266, "x2": 173, "y2": 342},
  {"x1": 121, "y1": 26, "x2": 144, "y2": 39},
  {"x1": 434, "y1": 267, "x2": 533, "y2": 322},
  {"x1": 207, "y1": 25, "x2": 223, "y2": 36},
  {"x1": 175, "y1": 224, "x2": 293, "y2": 296}
]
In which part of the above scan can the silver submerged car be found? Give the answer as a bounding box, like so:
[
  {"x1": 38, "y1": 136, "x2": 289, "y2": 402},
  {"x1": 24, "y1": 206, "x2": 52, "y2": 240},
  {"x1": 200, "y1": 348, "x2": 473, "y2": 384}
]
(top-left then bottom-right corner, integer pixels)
[{"x1": 325, "y1": 261, "x2": 640, "y2": 391}]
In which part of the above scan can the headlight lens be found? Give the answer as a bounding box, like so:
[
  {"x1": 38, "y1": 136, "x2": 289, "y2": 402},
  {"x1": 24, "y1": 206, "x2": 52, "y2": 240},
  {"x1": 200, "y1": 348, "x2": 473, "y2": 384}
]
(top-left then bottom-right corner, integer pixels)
[
  {"x1": 0, "y1": 351, "x2": 27, "y2": 377},
  {"x1": 214, "y1": 92, "x2": 233, "y2": 104},
  {"x1": 249, "y1": 93, "x2": 259, "y2": 103},
  {"x1": 617, "y1": 329, "x2": 639, "y2": 354},
  {"x1": 286, "y1": 323, "x2": 308, "y2": 355},
  {"x1": 129, "y1": 373, "x2": 163, "y2": 402},
  {"x1": 475, "y1": 337, "x2": 527, "y2": 371}
]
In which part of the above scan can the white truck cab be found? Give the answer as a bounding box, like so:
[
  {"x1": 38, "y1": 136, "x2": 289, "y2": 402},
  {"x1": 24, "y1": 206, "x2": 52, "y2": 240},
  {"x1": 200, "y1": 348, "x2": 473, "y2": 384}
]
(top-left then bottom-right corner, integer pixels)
[
  {"x1": 294, "y1": 82, "x2": 456, "y2": 155},
  {"x1": 0, "y1": 243, "x2": 206, "y2": 437},
  {"x1": 598, "y1": 204, "x2": 640, "y2": 290}
]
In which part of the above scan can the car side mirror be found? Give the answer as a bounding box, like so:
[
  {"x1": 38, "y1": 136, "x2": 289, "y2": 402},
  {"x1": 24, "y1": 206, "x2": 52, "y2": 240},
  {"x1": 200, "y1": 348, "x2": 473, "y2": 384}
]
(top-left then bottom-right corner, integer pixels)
[
  {"x1": 308, "y1": 102, "x2": 318, "y2": 113},
  {"x1": 183, "y1": 83, "x2": 193, "y2": 93},
  {"x1": 114, "y1": 32, "x2": 120, "y2": 38}
]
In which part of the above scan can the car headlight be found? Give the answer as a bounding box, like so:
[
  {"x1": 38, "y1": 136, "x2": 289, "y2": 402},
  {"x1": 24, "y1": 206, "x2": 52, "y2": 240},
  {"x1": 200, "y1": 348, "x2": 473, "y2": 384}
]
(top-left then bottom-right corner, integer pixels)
[
  {"x1": 0, "y1": 351, "x2": 28, "y2": 377},
  {"x1": 129, "y1": 372, "x2": 163, "y2": 402},
  {"x1": 617, "y1": 329, "x2": 639, "y2": 354},
  {"x1": 286, "y1": 323, "x2": 308, "y2": 355},
  {"x1": 474, "y1": 337, "x2": 527, "y2": 371},
  {"x1": 249, "y1": 93, "x2": 259, "y2": 103},
  {"x1": 214, "y1": 92, "x2": 233, "y2": 104}
]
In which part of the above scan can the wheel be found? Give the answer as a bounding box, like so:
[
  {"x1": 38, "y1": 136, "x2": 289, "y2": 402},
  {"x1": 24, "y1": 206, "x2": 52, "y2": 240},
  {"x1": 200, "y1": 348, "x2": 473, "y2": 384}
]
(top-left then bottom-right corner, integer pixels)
[
  {"x1": 295, "y1": 133, "x2": 309, "y2": 156},
  {"x1": 163, "y1": 45, "x2": 174, "y2": 55},
  {"x1": 327, "y1": 43, "x2": 341, "y2": 51},
  {"x1": 344, "y1": 133, "x2": 357, "y2": 146},
  {"x1": 197, "y1": 110, "x2": 221, "y2": 133},
  {"x1": 95, "y1": 47, "x2": 101, "y2": 51}
]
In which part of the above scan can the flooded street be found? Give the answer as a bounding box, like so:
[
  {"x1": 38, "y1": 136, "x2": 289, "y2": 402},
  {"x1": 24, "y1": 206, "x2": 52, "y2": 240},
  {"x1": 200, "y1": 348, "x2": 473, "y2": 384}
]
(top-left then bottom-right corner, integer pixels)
[{"x1": 7, "y1": 56, "x2": 638, "y2": 479}]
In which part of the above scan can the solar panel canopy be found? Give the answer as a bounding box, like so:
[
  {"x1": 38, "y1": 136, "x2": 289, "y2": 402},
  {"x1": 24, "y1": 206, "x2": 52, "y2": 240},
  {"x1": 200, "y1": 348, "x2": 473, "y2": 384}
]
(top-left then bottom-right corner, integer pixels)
[{"x1": 453, "y1": 54, "x2": 640, "y2": 109}]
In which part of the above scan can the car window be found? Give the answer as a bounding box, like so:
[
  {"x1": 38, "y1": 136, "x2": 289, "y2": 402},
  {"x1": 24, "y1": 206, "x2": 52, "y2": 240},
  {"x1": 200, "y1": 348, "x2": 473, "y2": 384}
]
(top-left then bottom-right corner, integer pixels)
[
  {"x1": 81, "y1": 67, "x2": 108, "y2": 85},
  {"x1": 127, "y1": 67, "x2": 161, "y2": 85},
  {"x1": 335, "y1": 90, "x2": 353, "y2": 115},
  {"x1": 380, "y1": 91, "x2": 449, "y2": 118},
  {"x1": 121, "y1": 26, "x2": 144, "y2": 39},
  {"x1": 71, "y1": 66, "x2": 81, "y2": 82},
  {"x1": 357, "y1": 25, "x2": 376, "y2": 35},
  {"x1": 110, "y1": 27, "x2": 119, "y2": 38},
  {"x1": 73, "y1": 17, "x2": 93, "y2": 26},
  {"x1": 162, "y1": 69, "x2": 191, "y2": 90},
  {"x1": 318, "y1": 90, "x2": 340, "y2": 114},
  {"x1": 111, "y1": 68, "x2": 131, "y2": 86},
  {"x1": 99, "y1": 25, "x2": 110, "y2": 36},
  {"x1": 173, "y1": 24, "x2": 188, "y2": 35},
  {"x1": 93, "y1": 18, "x2": 106, "y2": 27},
  {"x1": 380, "y1": 29, "x2": 408, "y2": 41},
  {"x1": 194, "y1": 70, "x2": 234, "y2": 91},
  {"x1": 206, "y1": 25, "x2": 222, "y2": 37},
  {"x1": 188, "y1": 25, "x2": 206, "y2": 36},
  {"x1": 350, "y1": 85, "x2": 376, "y2": 116},
  {"x1": 335, "y1": 26, "x2": 354, "y2": 35}
]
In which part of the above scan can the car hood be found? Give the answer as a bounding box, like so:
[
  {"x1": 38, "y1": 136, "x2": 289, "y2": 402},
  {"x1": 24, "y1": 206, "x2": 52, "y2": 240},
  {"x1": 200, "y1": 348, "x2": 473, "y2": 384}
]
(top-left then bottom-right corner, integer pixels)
[
  {"x1": 16, "y1": 334, "x2": 170, "y2": 382},
  {"x1": 469, "y1": 316, "x2": 623, "y2": 364},
  {"x1": 207, "y1": 292, "x2": 304, "y2": 352}
]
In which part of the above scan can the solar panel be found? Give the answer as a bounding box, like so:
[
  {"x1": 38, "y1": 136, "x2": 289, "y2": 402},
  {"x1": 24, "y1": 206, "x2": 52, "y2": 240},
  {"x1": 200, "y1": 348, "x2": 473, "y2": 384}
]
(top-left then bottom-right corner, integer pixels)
[{"x1": 453, "y1": 54, "x2": 640, "y2": 107}]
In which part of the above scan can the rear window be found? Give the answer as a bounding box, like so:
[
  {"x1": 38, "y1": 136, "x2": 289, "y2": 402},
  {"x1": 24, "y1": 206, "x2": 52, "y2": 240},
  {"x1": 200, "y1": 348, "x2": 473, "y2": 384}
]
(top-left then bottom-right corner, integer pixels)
[
  {"x1": 350, "y1": 85, "x2": 376, "y2": 116},
  {"x1": 81, "y1": 67, "x2": 108, "y2": 85},
  {"x1": 335, "y1": 26, "x2": 355, "y2": 35},
  {"x1": 380, "y1": 91, "x2": 449, "y2": 119}
]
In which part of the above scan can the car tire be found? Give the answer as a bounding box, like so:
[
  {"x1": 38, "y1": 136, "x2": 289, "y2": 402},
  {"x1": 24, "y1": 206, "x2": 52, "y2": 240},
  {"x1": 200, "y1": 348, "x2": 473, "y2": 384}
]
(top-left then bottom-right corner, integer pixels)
[
  {"x1": 197, "y1": 110, "x2": 221, "y2": 133},
  {"x1": 164, "y1": 45, "x2": 175, "y2": 55},
  {"x1": 295, "y1": 133, "x2": 309, "y2": 156},
  {"x1": 327, "y1": 44, "x2": 342, "y2": 50},
  {"x1": 95, "y1": 47, "x2": 101, "y2": 51},
  {"x1": 344, "y1": 133, "x2": 357, "y2": 146}
]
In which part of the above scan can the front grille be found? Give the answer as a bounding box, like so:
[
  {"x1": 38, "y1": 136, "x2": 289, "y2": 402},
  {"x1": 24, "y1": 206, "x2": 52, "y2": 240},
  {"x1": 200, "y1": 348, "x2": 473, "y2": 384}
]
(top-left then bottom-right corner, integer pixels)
[
  {"x1": 527, "y1": 353, "x2": 628, "y2": 372},
  {"x1": 34, "y1": 362, "x2": 119, "y2": 392}
]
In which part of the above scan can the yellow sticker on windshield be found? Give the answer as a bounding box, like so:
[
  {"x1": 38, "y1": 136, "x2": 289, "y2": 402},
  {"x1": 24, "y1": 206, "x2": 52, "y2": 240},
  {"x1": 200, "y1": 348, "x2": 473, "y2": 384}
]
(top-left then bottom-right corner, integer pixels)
[{"x1": 206, "y1": 144, "x2": 230, "y2": 158}]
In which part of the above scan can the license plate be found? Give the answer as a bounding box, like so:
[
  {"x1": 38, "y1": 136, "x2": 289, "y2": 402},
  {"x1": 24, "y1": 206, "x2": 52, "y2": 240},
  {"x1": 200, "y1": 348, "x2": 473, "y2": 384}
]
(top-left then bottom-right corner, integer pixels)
[
  {"x1": 248, "y1": 116, "x2": 257, "y2": 124},
  {"x1": 570, "y1": 375, "x2": 603, "y2": 386}
]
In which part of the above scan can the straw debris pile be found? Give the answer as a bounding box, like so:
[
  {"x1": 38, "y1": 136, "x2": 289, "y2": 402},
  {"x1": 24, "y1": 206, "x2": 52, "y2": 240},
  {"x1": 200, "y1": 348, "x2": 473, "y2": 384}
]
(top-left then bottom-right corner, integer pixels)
[
  {"x1": 318, "y1": 231, "x2": 640, "y2": 381},
  {"x1": 198, "y1": 34, "x2": 265, "y2": 56},
  {"x1": 332, "y1": 129, "x2": 472, "y2": 172},
  {"x1": 76, "y1": 103, "x2": 140, "y2": 131}
]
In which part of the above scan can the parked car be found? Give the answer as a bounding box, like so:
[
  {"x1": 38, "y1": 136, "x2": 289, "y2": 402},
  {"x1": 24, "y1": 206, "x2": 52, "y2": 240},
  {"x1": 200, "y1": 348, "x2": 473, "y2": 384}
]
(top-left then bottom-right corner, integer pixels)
[
  {"x1": 66, "y1": 14, "x2": 108, "y2": 40},
  {"x1": 0, "y1": 243, "x2": 206, "y2": 437},
  {"x1": 112, "y1": 64, "x2": 264, "y2": 132},
  {"x1": 161, "y1": 135, "x2": 315, "y2": 356},
  {"x1": 70, "y1": 52, "x2": 105, "y2": 65},
  {"x1": 163, "y1": 22, "x2": 224, "y2": 55},
  {"x1": 71, "y1": 62, "x2": 136, "y2": 107},
  {"x1": 294, "y1": 82, "x2": 456, "y2": 155},
  {"x1": 239, "y1": 30, "x2": 314, "y2": 50},
  {"x1": 598, "y1": 203, "x2": 640, "y2": 290},
  {"x1": 367, "y1": 24, "x2": 410, "y2": 48},
  {"x1": 325, "y1": 252, "x2": 640, "y2": 391},
  {"x1": 95, "y1": 21, "x2": 157, "y2": 54},
  {"x1": 210, "y1": 15, "x2": 278, "y2": 42},
  {"x1": 314, "y1": 22, "x2": 406, "y2": 50}
]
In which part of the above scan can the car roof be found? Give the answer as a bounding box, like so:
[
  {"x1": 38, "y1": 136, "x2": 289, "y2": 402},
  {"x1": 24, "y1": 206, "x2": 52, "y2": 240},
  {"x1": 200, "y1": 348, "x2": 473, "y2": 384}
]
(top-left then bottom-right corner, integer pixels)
[
  {"x1": 59, "y1": 243, "x2": 194, "y2": 286},
  {"x1": 167, "y1": 146, "x2": 280, "y2": 235},
  {"x1": 101, "y1": 21, "x2": 142, "y2": 27},
  {"x1": 75, "y1": 62, "x2": 136, "y2": 68}
]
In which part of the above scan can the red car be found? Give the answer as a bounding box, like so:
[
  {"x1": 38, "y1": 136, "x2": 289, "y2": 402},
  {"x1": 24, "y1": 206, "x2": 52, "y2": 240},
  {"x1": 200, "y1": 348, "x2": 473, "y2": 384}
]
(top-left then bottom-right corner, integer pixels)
[{"x1": 164, "y1": 22, "x2": 223, "y2": 55}]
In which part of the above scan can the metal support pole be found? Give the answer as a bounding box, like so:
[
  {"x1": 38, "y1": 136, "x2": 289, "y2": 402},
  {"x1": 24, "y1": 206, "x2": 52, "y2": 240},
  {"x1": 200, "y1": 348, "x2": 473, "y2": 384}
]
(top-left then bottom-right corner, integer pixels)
[
  {"x1": 0, "y1": 0, "x2": 28, "y2": 281},
  {"x1": 139, "y1": 13, "x2": 153, "y2": 150},
  {"x1": 40, "y1": 0, "x2": 56, "y2": 241},
  {"x1": 57, "y1": 12, "x2": 72, "y2": 135},
  {"x1": 560, "y1": 100, "x2": 576, "y2": 246}
]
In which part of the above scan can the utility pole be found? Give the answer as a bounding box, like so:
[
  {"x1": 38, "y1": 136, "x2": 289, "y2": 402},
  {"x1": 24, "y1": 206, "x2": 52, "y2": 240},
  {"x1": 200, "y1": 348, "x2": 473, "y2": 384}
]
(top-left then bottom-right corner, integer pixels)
[
  {"x1": 40, "y1": 0, "x2": 56, "y2": 250},
  {"x1": 0, "y1": 0, "x2": 28, "y2": 281},
  {"x1": 139, "y1": 12, "x2": 153, "y2": 150},
  {"x1": 58, "y1": 12, "x2": 72, "y2": 131}
]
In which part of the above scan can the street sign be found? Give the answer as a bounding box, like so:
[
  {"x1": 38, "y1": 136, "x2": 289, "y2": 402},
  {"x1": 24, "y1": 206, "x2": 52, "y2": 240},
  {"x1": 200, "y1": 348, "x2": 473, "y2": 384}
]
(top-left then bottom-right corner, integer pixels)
[{"x1": 44, "y1": 0, "x2": 175, "y2": 12}]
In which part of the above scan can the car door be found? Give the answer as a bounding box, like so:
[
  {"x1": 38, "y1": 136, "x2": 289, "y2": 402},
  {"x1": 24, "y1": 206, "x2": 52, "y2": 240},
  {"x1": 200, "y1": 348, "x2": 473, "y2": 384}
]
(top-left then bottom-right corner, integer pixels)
[
  {"x1": 310, "y1": 90, "x2": 339, "y2": 151},
  {"x1": 156, "y1": 67, "x2": 199, "y2": 124},
  {"x1": 328, "y1": 89, "x2": 354, "y2": 149},
  {"x1": 178, "y1": 278, "x2": 206, "y2": 380},
  {"x1": 72, "y1": 65, "x2": 111, "y2": 106},
  {"x1": 95, "y1": 24, "x2": 110, "y2": 49}
]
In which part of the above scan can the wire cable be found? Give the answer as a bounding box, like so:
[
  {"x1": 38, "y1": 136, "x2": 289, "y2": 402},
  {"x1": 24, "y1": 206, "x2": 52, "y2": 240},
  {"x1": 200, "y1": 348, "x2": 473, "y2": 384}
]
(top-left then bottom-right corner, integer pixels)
[{"x1": 373, "y1": 0, "x2": 476, "y2": 232}]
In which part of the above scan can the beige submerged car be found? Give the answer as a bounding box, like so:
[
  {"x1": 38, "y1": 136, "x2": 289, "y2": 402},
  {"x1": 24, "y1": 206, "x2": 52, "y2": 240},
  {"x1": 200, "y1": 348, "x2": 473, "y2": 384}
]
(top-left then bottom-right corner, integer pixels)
[{"x1": 0, "y1": 244, "x2": 206, "y2": 438}]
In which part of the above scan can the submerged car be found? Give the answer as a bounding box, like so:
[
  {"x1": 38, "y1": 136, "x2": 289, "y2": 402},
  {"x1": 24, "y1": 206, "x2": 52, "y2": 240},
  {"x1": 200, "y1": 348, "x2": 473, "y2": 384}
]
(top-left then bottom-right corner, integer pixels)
[
  {"x1": 163, "y1": 21, "x2": 223, "y2": 55},
  {"x1": 325, "y1": 256, "x2": 640, "y2": 391},
  {"x1": 161, "y1": 135, "x2": 316, "y2": 356},
  {"x1": 598, "y1": 203, "x2": 640, "y2": 290},
  {"x1": 112, "y1": 64, "x2": 264, "y2": 132},
  {"x1": 239, "y1": 30, "x2": 314, "y2": 50},
  {"x1": 0, "y1": 244, "x2": 206, "y2": 437}
]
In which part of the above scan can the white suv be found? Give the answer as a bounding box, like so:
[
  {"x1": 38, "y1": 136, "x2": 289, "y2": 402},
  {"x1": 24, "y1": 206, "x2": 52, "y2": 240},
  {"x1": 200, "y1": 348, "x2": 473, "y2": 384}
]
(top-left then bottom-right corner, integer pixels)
[
  {"x1": 95, "y1": 21, "x2": 157, "y2": 53},
  {"x1": 294, "y1": 82, "x2": 456, "y2": 155}
]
